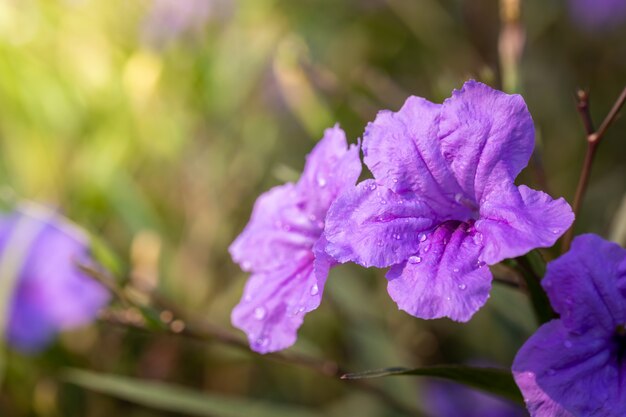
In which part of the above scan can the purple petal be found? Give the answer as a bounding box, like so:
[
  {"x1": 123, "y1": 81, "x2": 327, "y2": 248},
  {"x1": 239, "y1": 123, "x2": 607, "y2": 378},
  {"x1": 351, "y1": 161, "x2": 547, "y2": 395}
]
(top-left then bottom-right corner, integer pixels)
[
  {"x1": 325, "y1": 180, "x2": 436, "y2": 268},
  {"x1": 4, "y1": 208, "x2": 110, "y2": 352},
  {"x1": 476, "y1": 176, "x2": 574, "y2": 265},
  {"x1": 231, "y1": 257, "x2": 324, "y2": 354},
  {"x1": 542, "y1": 234, "x2": 626, "y2": 334},
  {"x1": 386, "y1": 221, "x2": 492, "y2": 321},
  {"x1": 513, "y1": 320, "x2": 619, "y2": 417},
  {"x1": 363, "y1": 96, "x2": 466, "y2": 216},
  {"x1": 439, "y1": 80, "x2": 535, "y2": 202},
  {"x1": 299, "y1": 125, "x2": 362, "y2": 216},
  {"x1": 229, "y1": 184, "x2": 319, "y2": 273}
]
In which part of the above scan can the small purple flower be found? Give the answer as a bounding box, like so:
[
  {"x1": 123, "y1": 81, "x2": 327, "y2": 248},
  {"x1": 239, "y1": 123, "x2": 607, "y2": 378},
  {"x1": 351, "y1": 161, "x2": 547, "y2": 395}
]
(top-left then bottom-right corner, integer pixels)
[
  {"x1": 569, "y1": 0, "x2": 626, "y2": 32},
  {"x1": 513, "y1": 234, "x2": 626, "y2": 417},
  {"x1": 142, "y1": 0, "x2": 214, "y2": 46},
  {"x1": 325, "y1": 80, "x2": 573, "y2": 322},
  {"x1": 426, "y1": 380, "x2": 526, "y2": 417},
  {"x1": 2, "y1": 204, "x2": 110, "y2": 352},
  {"x1": 229, "y1": 126, "x2": 361, "y2": 353}
]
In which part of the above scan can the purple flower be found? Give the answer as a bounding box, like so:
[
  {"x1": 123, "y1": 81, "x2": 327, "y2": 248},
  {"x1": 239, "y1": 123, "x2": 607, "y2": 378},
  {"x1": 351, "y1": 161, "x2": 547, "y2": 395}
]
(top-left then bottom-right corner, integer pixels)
[
  {"x1": 142, "y1": 0, "x2": 214, "y2": 46},
  {"x1": 569, "y1": 0, "x2": 626, "y2": 32},
  {"x1": 513, "y1": 234, "x2": 626, "y2": 417},
  {"x1": 325, "y1": 80, "x2": 573, "y2": 322},
  {"x1": 2, "y1": 204, "x2": 110, "y2": 352},
  {"x1": 229, "y1": 126, "x2": 361, "y2": 353},
  {"x1": 426, "y1": 380, "x2": 526, "y2": 417}
]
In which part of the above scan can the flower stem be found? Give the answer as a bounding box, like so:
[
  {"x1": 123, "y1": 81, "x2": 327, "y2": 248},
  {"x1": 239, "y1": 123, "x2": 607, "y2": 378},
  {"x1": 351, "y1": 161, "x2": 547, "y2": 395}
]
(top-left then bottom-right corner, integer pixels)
[{"x1": 562, "y1": 86, "x2": 626, "y2": 252}]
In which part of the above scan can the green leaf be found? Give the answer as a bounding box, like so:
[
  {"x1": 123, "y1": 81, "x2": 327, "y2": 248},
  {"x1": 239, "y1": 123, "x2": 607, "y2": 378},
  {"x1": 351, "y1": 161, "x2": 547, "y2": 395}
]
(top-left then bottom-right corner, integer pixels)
[
  {"x1": 62, "y1": 368, "x2": 324, "y2": 417},
  {"x1": 341, "y1": 365, "x2": 524, "y2": 405}
]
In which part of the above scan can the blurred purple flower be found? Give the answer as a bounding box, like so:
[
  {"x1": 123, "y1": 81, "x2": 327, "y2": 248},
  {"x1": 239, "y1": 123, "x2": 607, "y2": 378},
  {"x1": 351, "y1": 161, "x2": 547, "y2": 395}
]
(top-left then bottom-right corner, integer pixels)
[
  {"x1": 513, "y1": 234, "x2": 626, "y2": 417},
  {"x1": 142, "y1": 0, "x2": 214, "y2": 46},
  {"x1": 426, "y1": 380, "x2": 526, "y2": 417},
  {"x1": 229, "y1": 126, "x2": 361, "y2": 353},
  {"x1": 569, "y1": 0, "x2": 626, "y2": 31},
  {"x1": 2, "y1": 204, "x2": 110, "y2": 352},
  {"x1": 325, "y1": 80, "x2": 573, "y2": 322}
]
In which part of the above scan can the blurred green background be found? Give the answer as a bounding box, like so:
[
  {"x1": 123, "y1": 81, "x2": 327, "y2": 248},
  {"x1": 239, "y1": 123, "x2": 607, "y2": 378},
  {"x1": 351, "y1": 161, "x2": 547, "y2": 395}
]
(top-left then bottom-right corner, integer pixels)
[{"x1": 0, "y1": 0, "x2": 624, "y2": 416}]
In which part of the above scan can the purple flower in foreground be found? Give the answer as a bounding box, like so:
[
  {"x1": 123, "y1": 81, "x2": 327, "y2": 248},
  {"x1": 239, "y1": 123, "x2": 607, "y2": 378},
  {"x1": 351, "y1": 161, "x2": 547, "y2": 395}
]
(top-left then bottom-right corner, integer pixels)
[
  {"x1": 2, "y1": 204, "x2": 110, "y2": 352},
  {"x1": 325, "y1": 80, "x2": 573, "y2": 322},
  {"x1": 569, "y1": 0, "x2": 626, "y2": 32},
  {"x1": 229, "y1": 126, "x2": 361, "y2": 353},
  {"x1": 426, "y1": 380, "x2": 526, "y2": 417},
  {"x1": 513, "y1": 234, "x2": 626, "y2": 417}
]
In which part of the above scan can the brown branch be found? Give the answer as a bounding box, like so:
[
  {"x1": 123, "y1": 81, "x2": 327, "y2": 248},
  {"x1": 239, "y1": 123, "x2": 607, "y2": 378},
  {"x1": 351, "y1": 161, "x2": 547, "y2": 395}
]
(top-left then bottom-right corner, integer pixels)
[
  {"x1": 562, "y1": 86, "x2": 626, "y2": 252},
  {"x1": 82, "y1": 264, "x2": 426, "y2": 417}
]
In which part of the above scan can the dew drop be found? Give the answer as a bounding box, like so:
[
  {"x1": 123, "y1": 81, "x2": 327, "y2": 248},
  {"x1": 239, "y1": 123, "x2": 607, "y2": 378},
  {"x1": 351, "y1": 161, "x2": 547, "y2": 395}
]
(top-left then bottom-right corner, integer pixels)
[
  {"x1": 255, "y1": 337, "x2": 269, "y2": 348},
  {"x1": 408, "y1": 255, "x2": 422, "y2": 264},
  {"x1": 317, "y1": 176, "x2": 327, "y2": 187},
  {"x1": 392, "y1": 177, "x2": 398, "y2": 183},
  {"x1": 310, "y1": 284, "x2": 319, "y2": 296},
  {"x1": 453, "y1": 268, "x2": 460, "y2": 273},
  {"x1": 418, "y1": 232, "x2": 427, "y2": 242},
  {"x1": 377, "y1": 240, "x2": 383, "y2": 247},
  {"x1": 458, "y1": 283, "x2": 467, "y2": 290},
  {"x1": 423, "y1": 244, "x2": 431, "y2": 253},
  {"x1": 308, "y1": 213, "x2": 317, "y2": 222},
  {"x1": 552, "y1": 229, "x2": 559, "y2": 234},
  {"x1": 454, "y1": 193, "x2": 464, "y2": 203},
  {"x1": 254, "y1": 307, "x2": 266, "y2": 320},
  {"x1": 298, "y1": 306, "x2": 305, "y2": 313},
  {"x1": 380, "y1": 199, "x2": 387, "y2": 205},
  {"x1": 445, "y1": 296, "x2": 451, "y2": 301},
  {"x1": 393, "y1": 233, "x2": 401, "y2": 240},
  {"x1": 369, "y1": 183, "x2": 377, "y2": 191}
]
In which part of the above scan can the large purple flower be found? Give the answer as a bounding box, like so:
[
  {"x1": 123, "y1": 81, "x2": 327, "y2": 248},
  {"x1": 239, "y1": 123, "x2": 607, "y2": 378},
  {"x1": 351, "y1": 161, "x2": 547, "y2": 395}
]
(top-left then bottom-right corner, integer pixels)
[
  {"x1": 569, "y1": 0, "x2": 626, "y2": 32},
  {"x1": 229, "y1": 126, "x2": 361, "y2": 353},
  {"x1": 325, "y1": 80, "x2": 573, "y2": 322},
  {"x1": 513, "y1": 234, "x2": 626, "y2": 417},
  {"x1": 2, "y1": 204, "x2": 110, "y2": 352}
]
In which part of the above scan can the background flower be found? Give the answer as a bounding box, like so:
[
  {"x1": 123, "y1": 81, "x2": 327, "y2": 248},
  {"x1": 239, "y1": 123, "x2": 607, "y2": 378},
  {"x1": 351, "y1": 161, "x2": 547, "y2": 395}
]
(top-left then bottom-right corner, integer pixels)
[
  {"x1": 2, "y1": 204, "x2": 110, "y2": 352},
  {"x1": 569, "y1": 0, "x2": 626, "y2": 32}
]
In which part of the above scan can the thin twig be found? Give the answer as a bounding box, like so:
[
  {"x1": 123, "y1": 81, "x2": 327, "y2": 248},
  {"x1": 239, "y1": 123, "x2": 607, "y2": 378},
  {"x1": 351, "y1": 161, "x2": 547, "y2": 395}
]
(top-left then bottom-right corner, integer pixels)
[
  {"x1": 82, "y1": 264, "x2": 426, "y2": 417},
  {"x1": 562, "y1": 86, "x2": 626, "y2": 252}
]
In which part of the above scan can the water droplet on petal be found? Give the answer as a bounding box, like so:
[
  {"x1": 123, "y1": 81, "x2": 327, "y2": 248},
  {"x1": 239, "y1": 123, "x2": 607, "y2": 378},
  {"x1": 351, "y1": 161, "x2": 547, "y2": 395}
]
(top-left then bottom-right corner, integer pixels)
[
  {"x1": 255, "y1": 337, "x2": 269, "y2": 348},
  {"x1": 552, "y1": 229, "x2": 560, "y2": 235},
  {"x1": 458, "y1": 283, "x2": 467, "y2": 290},
  {"x1": 423, "y1": 244, "x2": 431, "y2": 253},
  {"x1": 317, "y1": 176, "x2": 327, "y2": 187},
  {"x1": 254, "y1": 307, "x2": 266, "y2": 320},
  {"x1": 454, "y1": 193, "x2": 464, "y2": 203},
  {"x1": 310, "y1": 284, "x2": 319, "y2": 296},
  {"x1": 445, "y1": 296, "x2": 451, "y2": 301},
  {"x1": 418, "y1": 232, "x2": 427, "y2": 242},
  {"x1": 453, "y1": 268, "x2": 460, "y2": 273},
  {"x1": 369, "y1": 183, "x2": 377, "y2": 191},
  {"x1": 392, "y1": 233, "x2": 401, "y2": 240},
  {"x1": 380, "y1": 199, "x2": 387, "y2": 205},
  {"x1": 308, "y1": 213, "x2": 317, "y2": 222},
  {"x1": 473, "y1": 232, "x2": 483, "y2": 244},
  {"x1": 298, "y1": 306, "x2": 305, "y2": 313},
  {"x1": 408, "y1": 256, "x2": 422, "y2": 264},
  {"x1": 392, "y1": 177, "x2": 398, "y2": 183}
]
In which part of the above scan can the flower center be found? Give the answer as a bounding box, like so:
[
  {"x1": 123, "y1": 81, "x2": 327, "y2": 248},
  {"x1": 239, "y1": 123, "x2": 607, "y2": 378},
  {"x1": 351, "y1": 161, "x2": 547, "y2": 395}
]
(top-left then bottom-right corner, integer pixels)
[{"x1": 614, "y1": 324, "x2": 626, "y2": 365}]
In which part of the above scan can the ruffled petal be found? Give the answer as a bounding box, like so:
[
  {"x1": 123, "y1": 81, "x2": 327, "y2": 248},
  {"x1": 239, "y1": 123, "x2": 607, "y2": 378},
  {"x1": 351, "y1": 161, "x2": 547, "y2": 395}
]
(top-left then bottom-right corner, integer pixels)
[
  {"x1": 299, "y1": 125, "x2": 362, "y2": 216},
  {"x1": 543, "y1": 234, "x2": 626, "y2": 334},
  {"x1": 386, "y1": 221, "x2": 492, "y2": 321},
  {"x1": 229, "y1": 184, "x2": 319, "y2": 273},
  {"x1": 513, "y1": 320, "x2": 621, "y2": 417},
  {"x1": 325, "y1": 180, "x2": 436, "y2": 268},
  {"x1": 363, "y1": 96, "x2": 467, "y2": 217},
  {"x1": 439, "y1": 80, "x2": 535, "y2": 202},
  {"x1": 231, "y1": 257, "x2": 325, "y2": 354},
  {"x1": 476, "y1": 176, "x2": 574, "y2": 265}
]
